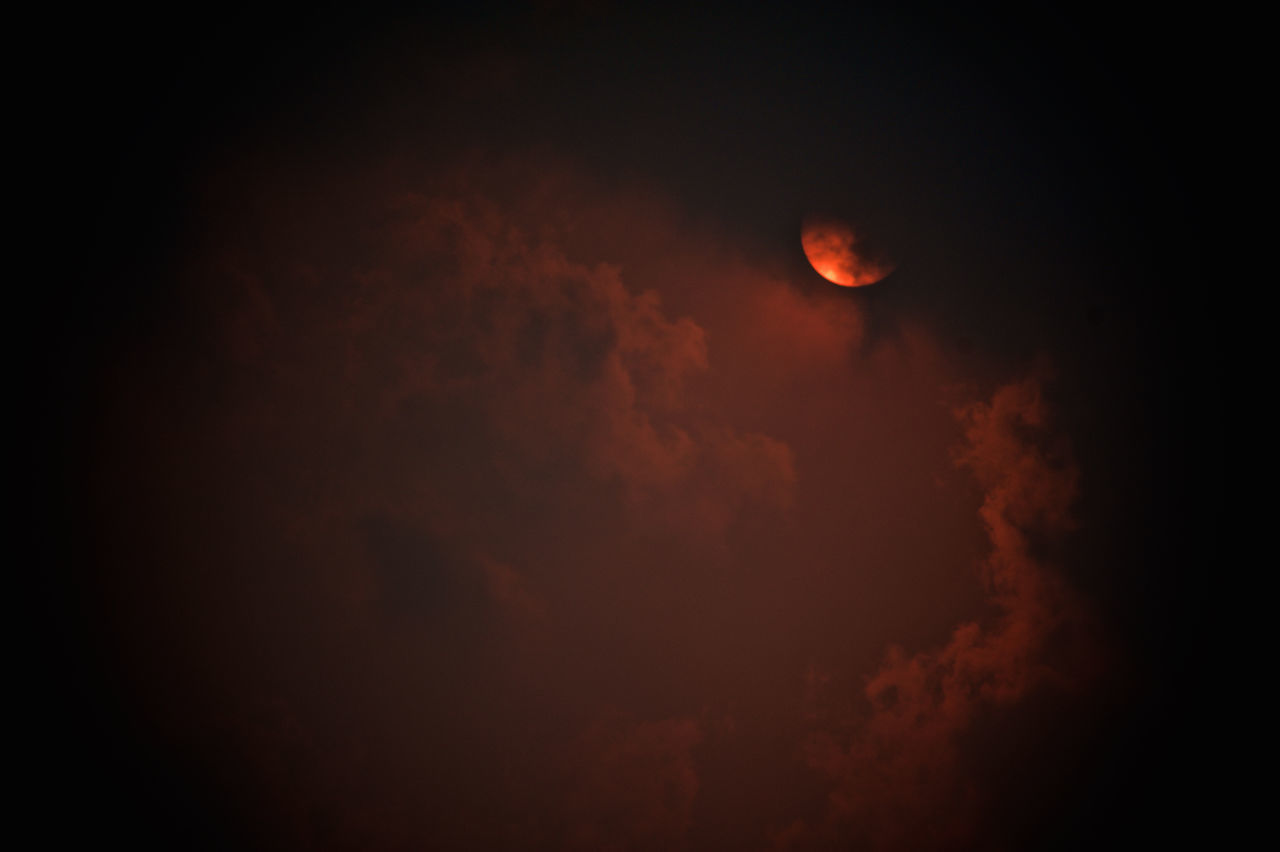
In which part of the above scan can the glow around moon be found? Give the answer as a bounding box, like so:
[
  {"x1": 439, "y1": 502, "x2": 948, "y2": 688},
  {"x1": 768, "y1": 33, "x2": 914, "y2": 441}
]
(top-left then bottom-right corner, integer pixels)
[{"x1": 801, "y1": 216, "x2": 893, "y2": 287}]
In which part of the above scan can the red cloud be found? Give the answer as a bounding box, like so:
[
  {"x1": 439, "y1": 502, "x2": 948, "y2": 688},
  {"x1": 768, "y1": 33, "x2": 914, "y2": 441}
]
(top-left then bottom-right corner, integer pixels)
[
  {"x1": 793, "y1": 376, "x2": 1097, "y2": 851},
  {"x1": 99, "y1": 151, "x2": 1107, "y2": 850},
  {"x1": 328, "y1": 178, "x2": 797, "y2": 538}
]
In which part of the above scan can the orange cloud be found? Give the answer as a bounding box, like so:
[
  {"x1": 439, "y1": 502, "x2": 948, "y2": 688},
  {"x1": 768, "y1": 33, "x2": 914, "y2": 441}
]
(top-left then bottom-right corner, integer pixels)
[
  {"x1": 99, "y1": 150, "x2": 1104, "y2": 851},
  {"x1": 307, "y1": 176, "x2": 798, "y2": 540},
  {"x1": 795, "y1": 376, "x2": 1097, "y2": 850}
]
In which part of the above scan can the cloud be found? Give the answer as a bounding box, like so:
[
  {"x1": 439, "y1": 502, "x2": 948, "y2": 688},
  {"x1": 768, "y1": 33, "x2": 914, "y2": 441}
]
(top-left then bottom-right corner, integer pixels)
[
  {"x1": 301, "y1": 171, "x2": 797, "y2": 539},
  {"x1": 795, "y1": 375, "x2": 1095, "y2": 851},
  {"x1": 93, "y1": 149, "x2": 1104, "y2": 850}
]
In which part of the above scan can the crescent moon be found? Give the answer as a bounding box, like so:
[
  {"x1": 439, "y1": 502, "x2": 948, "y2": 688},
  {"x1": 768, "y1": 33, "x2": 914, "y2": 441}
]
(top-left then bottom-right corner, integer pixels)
[{"x1": 801, "y1": 216, "x2": 893, "y2": 288}]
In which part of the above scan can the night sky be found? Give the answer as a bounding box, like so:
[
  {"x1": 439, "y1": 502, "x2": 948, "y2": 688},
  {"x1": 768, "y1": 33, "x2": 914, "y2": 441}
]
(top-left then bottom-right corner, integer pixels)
[{"x1": 30, "y1": 3, "x2": 1219, "y2": 850}]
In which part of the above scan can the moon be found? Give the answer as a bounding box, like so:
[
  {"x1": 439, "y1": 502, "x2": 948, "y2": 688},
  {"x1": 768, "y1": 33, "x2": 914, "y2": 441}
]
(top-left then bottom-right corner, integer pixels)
[{"x1": 801, "y1": 215, "x2": 893, "y2": 287}]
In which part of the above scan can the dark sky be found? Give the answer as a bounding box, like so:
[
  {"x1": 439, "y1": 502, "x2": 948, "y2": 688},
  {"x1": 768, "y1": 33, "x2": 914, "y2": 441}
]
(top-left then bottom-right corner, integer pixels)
[{"x1": 30, "y1": 3, "x2": 1219, "y2": 850}]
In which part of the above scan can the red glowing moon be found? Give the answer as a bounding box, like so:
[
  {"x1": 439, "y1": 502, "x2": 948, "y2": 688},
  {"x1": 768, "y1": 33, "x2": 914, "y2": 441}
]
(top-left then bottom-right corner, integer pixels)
[{"x1": 801, "y1": 216, "x2": 893, "y2": 287}]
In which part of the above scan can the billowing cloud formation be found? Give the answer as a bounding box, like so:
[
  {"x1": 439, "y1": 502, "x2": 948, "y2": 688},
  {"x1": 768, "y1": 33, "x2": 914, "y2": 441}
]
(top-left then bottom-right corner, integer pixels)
[
  {"x1": 791, "y1": 377, "x2": 1094, "y2": 851},
  {"x1": 91, "y1": 153, "x2": 1103, "y2": 850},
  {"x1": 216, "y1": 167, "x2": 796, "y2": 539},
  {"x1": 105, "y1": 157, "x2": 814, "y2": 847}
]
